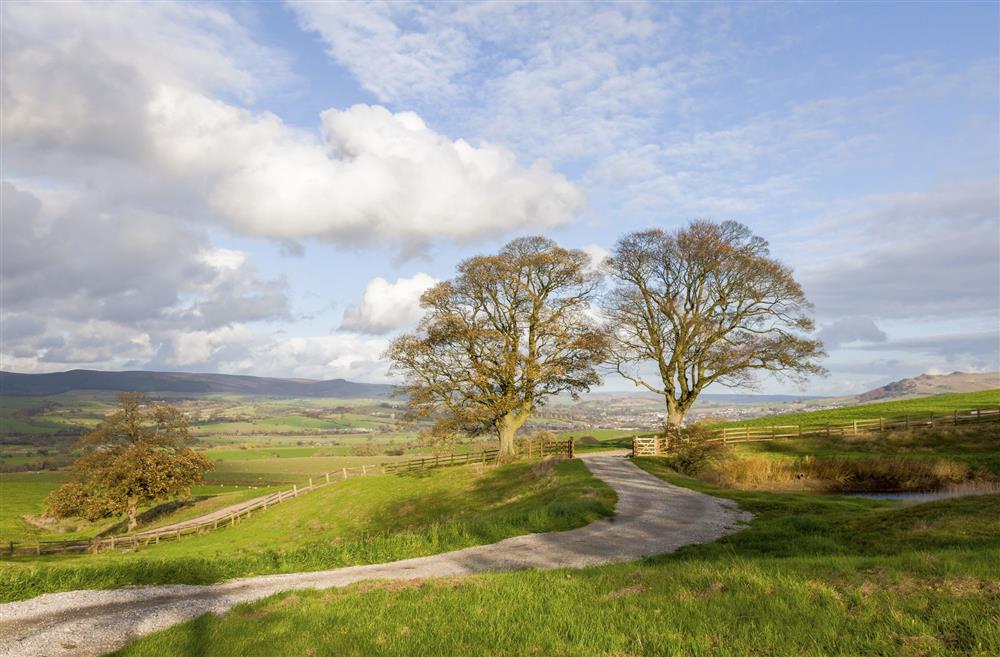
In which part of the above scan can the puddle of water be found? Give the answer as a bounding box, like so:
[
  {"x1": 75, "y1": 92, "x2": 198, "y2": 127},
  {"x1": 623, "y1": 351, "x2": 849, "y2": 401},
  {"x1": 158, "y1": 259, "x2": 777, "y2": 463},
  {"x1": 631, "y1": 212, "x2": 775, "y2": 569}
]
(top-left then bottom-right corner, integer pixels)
[{"x1": 849, "y1": 483, "x2": 1000, "y2": 502}]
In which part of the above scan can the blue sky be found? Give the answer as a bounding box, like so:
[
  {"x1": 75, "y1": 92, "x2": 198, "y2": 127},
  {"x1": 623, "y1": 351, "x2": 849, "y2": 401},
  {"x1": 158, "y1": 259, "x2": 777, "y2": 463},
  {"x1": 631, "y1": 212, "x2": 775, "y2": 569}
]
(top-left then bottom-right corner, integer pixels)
[{"x1": 2, "y1": 1, "x2": 998, "y2": 395}]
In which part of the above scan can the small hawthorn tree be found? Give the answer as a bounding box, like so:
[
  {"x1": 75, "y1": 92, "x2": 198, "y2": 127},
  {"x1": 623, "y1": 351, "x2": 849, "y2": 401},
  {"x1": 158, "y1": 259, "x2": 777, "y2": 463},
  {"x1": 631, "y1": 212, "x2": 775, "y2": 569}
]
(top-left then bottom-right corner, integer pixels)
[
  {"x1": 46, "y1": 392, "x2": 212, "y2": 531},
  {"x1": 386, "y1": 236, "x2": 609, "y2": 459},
  {"x1": 602, "y1": 221, "x2": 826, "y2": 428}
]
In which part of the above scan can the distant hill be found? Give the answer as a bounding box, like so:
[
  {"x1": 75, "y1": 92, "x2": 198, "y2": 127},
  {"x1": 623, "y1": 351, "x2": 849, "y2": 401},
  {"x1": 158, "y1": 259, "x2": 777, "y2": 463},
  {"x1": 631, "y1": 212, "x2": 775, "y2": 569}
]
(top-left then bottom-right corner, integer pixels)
[
  {"x1": 857, "y1": 372, "x2": 1000, "y2": 403},
  {"x1": 0, "y1": 369, "x2": 396, "y2": 398}
]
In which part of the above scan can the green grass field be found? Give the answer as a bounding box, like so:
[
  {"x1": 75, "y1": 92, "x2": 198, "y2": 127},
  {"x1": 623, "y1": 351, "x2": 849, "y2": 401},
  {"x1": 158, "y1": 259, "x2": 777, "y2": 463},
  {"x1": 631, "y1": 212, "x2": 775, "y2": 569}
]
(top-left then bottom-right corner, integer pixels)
[
  {"x1": 0, "y1": 471, "x2": 276, "y2": 545},
  {"x1": 105, "y1": 459, "x2": 1000, "y2": 657},
  {"x1": 713, "y1": 389, "x2": 1000, "y2": 429},
  {"x1": 0, "y1": 458, "x2": 615, "y2": 602}
]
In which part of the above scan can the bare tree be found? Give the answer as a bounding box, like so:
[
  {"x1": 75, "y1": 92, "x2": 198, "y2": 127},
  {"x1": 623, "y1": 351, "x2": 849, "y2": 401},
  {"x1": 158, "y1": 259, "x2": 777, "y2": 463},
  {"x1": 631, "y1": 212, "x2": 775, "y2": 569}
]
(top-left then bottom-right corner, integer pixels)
[
  {"x1": 386, "y1": 236, "x2": 608, "y2": 459},
  {"x1": 602, "y1": 221, "x2": 826, "y2": 427}
]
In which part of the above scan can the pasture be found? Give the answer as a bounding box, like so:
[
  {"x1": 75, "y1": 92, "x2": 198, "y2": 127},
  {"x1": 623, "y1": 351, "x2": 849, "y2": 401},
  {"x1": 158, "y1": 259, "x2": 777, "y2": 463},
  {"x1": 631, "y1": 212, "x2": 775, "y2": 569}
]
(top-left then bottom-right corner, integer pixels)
[
  {"x1": 712, "y1": 389, "x2": 1000, "y2": 429},
  {"x1": 0, "y1": 458, "x2": 615, "y2": 601}
]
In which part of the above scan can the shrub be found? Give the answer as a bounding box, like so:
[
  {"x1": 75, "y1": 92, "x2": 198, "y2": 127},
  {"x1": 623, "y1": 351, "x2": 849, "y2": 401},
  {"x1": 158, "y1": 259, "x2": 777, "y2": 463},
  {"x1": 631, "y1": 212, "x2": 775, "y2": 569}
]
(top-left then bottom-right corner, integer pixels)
[{"x1": 663, "y1": 425, "x2": 729, "y2": 476}]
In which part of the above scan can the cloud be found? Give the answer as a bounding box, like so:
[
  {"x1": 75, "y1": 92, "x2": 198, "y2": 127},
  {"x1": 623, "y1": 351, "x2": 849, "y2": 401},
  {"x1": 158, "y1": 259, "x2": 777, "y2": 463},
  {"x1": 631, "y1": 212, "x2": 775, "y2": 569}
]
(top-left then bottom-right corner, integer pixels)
[
  {"x1": 289, "y1": 2, "x2": 693, "y2": 164},
  {"x1": 148, "y1": 94, "x2": 583, "y2": 246},
  {"x1": 580, "y1": 244, "x2": 611, "y2": 273},
  {"x1": 856, "y1": 330, "x2": 999, "y2": 364},
  {"x1": 818, "y1": 317, "x2": 888, "y2": 349},
  {"x1": 254, "y1": 333, "x2": 392, "y2": 382},
  {"x1": 341, "y1": 273, "x2": 439, "y2": 334},
  {"x1": 798, "y1": 180, "x2": 1000, "y2": 320},
  {"x1": 3, "y1": 3, "x2": 583, "y2": 251},
  {"x1": 169, "y1": 324, "x2": 257, "y2": 367},
  {"x1": 0, "y1": 182, "x2": 289, "y2": 371}
]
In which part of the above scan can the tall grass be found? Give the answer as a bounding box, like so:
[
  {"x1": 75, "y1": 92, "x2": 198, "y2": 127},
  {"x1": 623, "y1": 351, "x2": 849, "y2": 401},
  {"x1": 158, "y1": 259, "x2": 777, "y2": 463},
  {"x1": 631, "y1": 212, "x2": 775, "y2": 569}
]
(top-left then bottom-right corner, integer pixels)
[{"x1": 702, "y1": 454, "x2": 984, "y2": 492}]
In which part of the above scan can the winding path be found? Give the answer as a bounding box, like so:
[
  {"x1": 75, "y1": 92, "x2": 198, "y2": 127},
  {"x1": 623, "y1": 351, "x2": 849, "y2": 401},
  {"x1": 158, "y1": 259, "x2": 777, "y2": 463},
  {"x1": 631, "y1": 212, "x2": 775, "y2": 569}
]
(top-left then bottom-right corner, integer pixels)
[{"x1": 0, "y1": 453, "x2": 750, "y2": 657}]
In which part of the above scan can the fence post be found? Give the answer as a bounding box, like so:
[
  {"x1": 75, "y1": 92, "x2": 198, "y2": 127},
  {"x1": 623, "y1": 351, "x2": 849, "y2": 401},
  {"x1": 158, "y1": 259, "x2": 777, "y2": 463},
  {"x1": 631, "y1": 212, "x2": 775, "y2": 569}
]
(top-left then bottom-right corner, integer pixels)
[
  {"x1": 569, "y1": 438, "x2": 575, "y2": 459},
  {"x1": 325, "y1": 472, "x2": 330, "y2": 483},
  {"x1": 342, "y1": 467, "x2": 348, "y2": 480},
  {"x1": 771, "y1": 425, "x2": 776, "y2": 440},
  {"x1": 976, "y1": 408, "x2": 981, "y2": 420},
  {"x1": 631, "y1": 436, "x2": 637, "y2": 458},
  {"x1": 954, "y1": 410, "x2": 958, "y2": 426},
  {"x1": 293, "y1": 484, "x2": 298, "y2": 496},
  {"x1": 879, "y1": 418, "x2": 884, "y2": 433},
  {"x1": 362, "y1": 464, "x2": 368, "y2": 476},
  {"x1": 853, "y1": 420, "x2": 858, "y2": 436},
  {"x1": 309, "y1": 478, "x2": 313, "y2": 488}
]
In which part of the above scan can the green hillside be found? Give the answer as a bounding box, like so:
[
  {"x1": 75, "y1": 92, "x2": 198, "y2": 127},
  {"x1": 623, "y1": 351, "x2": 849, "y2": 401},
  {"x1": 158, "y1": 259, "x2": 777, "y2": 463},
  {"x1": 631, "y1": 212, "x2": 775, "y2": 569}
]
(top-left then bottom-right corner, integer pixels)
[{"x1": 714, "y1": 389, "x2": 1000, "y2": 429}]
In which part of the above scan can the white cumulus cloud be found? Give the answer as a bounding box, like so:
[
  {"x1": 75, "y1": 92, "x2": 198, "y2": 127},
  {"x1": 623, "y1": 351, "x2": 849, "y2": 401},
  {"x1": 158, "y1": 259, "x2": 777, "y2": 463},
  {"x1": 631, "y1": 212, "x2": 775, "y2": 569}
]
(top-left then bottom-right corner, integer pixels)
[{"x1": 341, "y1": 273, "x2": 439, "y2": 334}]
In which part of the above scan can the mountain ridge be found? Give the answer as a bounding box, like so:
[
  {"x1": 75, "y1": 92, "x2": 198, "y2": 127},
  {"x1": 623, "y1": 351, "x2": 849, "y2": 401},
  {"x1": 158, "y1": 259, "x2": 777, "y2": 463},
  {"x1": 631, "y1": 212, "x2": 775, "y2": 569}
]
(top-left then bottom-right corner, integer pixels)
[
  {"x1": 0, "y1": 369, "x2": 395, "y2": 398},
  {"x1": 856, "y1": 371, "x2": 1000, "y2": 402}
]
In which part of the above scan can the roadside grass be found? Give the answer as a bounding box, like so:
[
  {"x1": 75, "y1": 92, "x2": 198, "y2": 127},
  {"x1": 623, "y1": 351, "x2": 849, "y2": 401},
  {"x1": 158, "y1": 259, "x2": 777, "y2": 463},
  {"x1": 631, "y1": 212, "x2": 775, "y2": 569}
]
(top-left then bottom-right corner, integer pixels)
[
  {"x1": 0, "y1": 458, "x2": 615, "y2": 602},
  {"x1": 107, "y1": 458, "x2": 1000, "y2": 657},
  {"x1": 711, "y1": 389, "x2": 1000, "y2": 429},
  {"x1": 728, "y1": 423, "x2": 1000, "y2": 475}
]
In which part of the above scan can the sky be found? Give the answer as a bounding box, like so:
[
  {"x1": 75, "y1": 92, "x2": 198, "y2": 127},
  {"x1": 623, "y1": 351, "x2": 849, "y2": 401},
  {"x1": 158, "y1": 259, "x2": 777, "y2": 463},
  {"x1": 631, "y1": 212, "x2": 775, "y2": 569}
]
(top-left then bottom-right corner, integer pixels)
[{"x1": 1, "y1": 1, "x2": 998, "y2": 396}]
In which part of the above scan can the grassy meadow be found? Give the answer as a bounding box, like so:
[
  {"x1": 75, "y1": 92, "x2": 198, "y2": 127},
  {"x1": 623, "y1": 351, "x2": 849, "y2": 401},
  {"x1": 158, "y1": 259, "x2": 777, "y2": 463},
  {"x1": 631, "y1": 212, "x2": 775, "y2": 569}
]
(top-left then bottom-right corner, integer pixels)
[
  {"x1": 0, "y1": 458, "x2": 615, "y2": 602},
  {"x1": 106, "y1": 460, "x2": 1000, "y2": 657},
  {"x1": 712, "y1": 389, "x2": 1000, "y2": 429}
]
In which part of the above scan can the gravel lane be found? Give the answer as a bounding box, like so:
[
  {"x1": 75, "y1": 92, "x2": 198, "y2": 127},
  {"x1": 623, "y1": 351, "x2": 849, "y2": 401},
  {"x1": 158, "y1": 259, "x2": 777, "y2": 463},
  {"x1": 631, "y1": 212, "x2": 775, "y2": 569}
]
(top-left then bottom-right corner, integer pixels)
[{"x1": 0, "y1": 453, "x2": 751, "y2": 657}]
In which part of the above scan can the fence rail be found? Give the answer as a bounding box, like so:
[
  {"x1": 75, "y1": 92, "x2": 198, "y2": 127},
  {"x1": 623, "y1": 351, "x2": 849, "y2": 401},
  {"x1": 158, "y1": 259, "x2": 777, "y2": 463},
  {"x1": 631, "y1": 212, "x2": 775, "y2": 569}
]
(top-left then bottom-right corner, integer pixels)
[
  {"x1": 632, "y1": 406, "x2": 1000, "y2": 457},
  {"x1": 4, "y1": 439, "x2": 575, "y2": 557}
]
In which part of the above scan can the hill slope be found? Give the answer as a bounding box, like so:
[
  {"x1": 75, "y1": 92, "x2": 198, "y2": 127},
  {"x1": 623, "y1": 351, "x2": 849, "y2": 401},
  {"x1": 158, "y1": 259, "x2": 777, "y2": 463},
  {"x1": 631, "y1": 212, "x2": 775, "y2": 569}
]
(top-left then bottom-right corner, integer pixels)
[
  {"x1": 0, "y1": 369, "x2": 395, "y2": 398},
  {"x1": 857, "y1": 371, "x2": 1000, "y2": 402}
]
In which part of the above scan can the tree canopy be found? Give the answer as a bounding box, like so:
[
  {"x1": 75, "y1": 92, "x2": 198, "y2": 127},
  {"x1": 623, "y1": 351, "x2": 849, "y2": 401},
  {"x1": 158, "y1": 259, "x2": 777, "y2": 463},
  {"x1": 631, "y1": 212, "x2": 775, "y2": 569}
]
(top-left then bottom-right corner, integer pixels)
[
  {"x1": 602, "y1": 221, "x2": 826, "y2": 426},
  {"x1": 45, "y1": 392, "x2": 212, "y2": 531},
  {"x1": 387, "y1": 236, "x2": 608, "y2": 458}
]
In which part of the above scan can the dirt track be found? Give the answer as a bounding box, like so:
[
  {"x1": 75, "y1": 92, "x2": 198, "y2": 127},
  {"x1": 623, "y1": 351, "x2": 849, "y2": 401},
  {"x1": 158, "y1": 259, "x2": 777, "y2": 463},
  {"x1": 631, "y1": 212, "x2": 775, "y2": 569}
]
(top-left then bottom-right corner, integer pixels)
[{"x1": 0, "y1": 452, "x2": 750, "y2": 657}]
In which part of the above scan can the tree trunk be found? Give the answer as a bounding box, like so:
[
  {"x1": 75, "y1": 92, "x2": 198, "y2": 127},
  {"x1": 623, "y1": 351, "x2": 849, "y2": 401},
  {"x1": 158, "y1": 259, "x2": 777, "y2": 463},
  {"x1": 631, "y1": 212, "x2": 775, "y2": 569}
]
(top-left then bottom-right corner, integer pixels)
[
  {"x1": 126, "y1": 499, "x2": 139, "y2": 533},
  {"x1": 496, "y1": 411, "x2": 529, "y2": 461},
  {"x1": 665, "y1": 398, "x2": 684, "y2": 429}
]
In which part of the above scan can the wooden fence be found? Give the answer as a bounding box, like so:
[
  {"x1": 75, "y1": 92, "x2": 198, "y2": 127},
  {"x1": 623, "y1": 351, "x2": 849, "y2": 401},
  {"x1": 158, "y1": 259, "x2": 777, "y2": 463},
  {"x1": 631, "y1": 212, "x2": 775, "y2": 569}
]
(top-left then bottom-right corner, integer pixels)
[
  {"x1": 4, "y1": 439, "x2": 575, "y2": 557},
  {"x1": 4, "y1": 464, "x2": 381, "y2": 557},
  {"x1": 383, "y1": 438, "x2": 573, "y2": 473},
  {"x1": 632, "y1": 406, "x2": 1000, "y2": 457}
]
